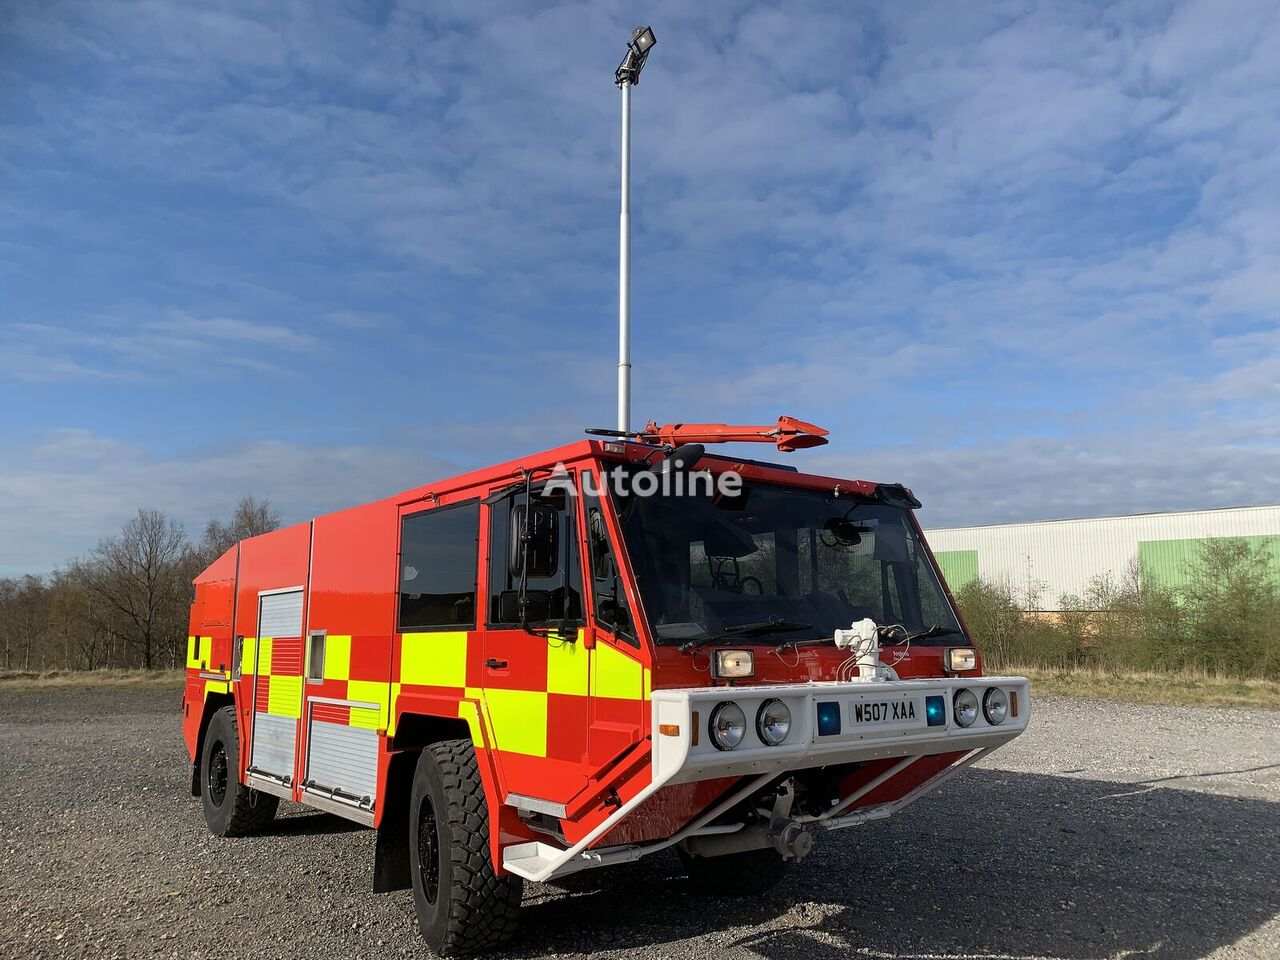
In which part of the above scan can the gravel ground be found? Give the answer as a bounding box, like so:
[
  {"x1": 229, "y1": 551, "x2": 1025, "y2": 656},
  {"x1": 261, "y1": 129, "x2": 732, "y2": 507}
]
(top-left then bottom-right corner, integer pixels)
[{"x1": 1, "y1": 687, "x2": 1277, "y2": 960}]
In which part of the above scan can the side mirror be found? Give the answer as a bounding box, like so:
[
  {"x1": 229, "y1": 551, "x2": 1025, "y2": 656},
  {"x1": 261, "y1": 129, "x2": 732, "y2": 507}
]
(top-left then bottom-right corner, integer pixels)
[
  {"x1": 655, "y1": 442, "x2": 705, "y2": 475},
  {"x1": 872, "y1": 523, "x2": 909, "y2": 562},
  {"x1": 823, "y1": 518, "x2": 865, "y2": 546},
  {"x1": 498, "y1": 589, "x2": 553, "y2": 624},
  {"x1": 509, "y1": 502, "x2": 559, "y2": 579},
  {"x1": 588, "y1": 510, "x2": 614, "y2": 580},
  {"x1": 549, "y1": 617, "x2": 585, "y2": 640},
  {"x1": 702, "y1": 521, "x2": 758, "y2": 558}
]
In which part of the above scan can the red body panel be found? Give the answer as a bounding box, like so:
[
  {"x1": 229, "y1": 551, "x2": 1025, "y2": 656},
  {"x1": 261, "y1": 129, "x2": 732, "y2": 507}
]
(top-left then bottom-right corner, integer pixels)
[{"x1": 183, "y1": 436, "x2": 987, "y2": 873}]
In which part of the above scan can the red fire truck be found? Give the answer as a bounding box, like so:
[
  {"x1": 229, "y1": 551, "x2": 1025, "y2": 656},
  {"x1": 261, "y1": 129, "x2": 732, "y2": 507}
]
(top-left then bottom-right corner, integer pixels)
[{"x1": 181, "y1": 417, "x2": 1030, "y2": 955}]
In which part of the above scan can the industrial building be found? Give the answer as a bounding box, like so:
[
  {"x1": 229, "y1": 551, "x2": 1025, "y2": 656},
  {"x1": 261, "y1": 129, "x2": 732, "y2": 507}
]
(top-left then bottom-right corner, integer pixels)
[{"x1": 925, "y1": 504, "x2": 1280, "y2": 612}]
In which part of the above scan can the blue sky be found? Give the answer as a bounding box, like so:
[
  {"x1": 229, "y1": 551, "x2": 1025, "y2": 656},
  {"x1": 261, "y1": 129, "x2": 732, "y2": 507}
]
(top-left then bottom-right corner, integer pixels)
[{"x1": 2, "y1": 0, "x2": 1279, "y2": 576}]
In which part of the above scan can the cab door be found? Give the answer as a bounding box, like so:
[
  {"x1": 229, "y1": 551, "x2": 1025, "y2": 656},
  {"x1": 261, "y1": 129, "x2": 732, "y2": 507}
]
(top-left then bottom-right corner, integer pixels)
[
  {"x1": 480, "y1": 476, "x2": 592, "y2": 808},
  {"x1": 579, "y1": 472, "x2": 648, "y2": 771}
]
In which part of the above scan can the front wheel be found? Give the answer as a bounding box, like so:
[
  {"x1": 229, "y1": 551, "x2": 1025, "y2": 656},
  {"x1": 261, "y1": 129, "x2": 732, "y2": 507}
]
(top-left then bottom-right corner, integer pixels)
[
  {"x1": 409, "y1": 739, "x2": 522, "y2": 956},
  {"x1": 199, "y1": 705, "x2": 278, "y2": 836}
]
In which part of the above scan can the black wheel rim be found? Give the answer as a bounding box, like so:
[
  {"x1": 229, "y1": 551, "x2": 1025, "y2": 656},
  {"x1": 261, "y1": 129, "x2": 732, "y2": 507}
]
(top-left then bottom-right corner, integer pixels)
[
  {"x1": 208, "y1": 740, "x2": 228, "y2": 807},
  {"x1": 417, "y1": 793, "x2": 440, "y2": 905}
]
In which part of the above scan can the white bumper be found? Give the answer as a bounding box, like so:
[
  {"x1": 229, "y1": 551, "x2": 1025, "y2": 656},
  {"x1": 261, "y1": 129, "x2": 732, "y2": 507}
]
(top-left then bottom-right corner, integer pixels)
[
  {"x1": 651, "y1": 675, "x2": 1031, "y2": 784},
  {"x1": 502, "y1": 676, "x2": 1029, "y2": 882}
]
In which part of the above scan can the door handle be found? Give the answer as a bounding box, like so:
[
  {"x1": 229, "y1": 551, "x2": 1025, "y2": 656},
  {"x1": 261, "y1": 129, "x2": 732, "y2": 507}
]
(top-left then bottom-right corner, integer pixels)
[{"x1": 484, "y1": 658, "x2": 508, "y2": 670}]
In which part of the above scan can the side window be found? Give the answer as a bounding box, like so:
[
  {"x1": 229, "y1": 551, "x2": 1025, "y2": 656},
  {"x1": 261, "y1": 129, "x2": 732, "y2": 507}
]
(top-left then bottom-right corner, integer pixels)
[
  {"x1": 306, "y1": 630, "x2": 326, "y2": 682},
  {"x1": 584, "y1": 483, "x2": 635, "y2": 644},
  {"x1": 488, "y1": 482, "x2": 583, "y2": 625},
  {"x1": 398, "y1": 500, "x2": 480, "y2": 631}
]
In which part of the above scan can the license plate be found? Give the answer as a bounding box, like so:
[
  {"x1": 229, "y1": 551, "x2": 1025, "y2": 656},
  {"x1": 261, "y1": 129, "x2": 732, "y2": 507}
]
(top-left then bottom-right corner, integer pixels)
[{"x1": 850, "y1": 698, "x2": 921, "y2": 726}]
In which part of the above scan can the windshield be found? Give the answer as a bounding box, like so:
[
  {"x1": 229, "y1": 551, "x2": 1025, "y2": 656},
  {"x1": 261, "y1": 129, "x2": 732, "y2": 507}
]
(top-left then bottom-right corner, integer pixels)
[{"x1": 612, "y1": 477, "x2": 962, "y2": 645}]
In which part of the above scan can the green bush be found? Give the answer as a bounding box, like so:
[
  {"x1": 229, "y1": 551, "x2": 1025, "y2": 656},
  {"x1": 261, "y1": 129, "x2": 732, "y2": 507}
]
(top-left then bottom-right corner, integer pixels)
[{"x1": 955, "y1": 538, "x2": 1280, "y2": 680}]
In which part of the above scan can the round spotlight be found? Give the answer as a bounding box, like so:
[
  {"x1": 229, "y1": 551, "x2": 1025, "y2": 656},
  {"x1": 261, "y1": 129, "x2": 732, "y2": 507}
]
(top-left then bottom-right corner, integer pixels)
[
  {"x1": 709, "y1": 701, "x2": 747, "y2": 750},
  {"x1": 983, "y1": 687, "x2": 1009, "y2": 725},
  {"x1": 756, "y1": 699, "x2": 791, "y2": 746},
  {"x1": 953, "y1": 688, "x2": 979, "y2": 728}
]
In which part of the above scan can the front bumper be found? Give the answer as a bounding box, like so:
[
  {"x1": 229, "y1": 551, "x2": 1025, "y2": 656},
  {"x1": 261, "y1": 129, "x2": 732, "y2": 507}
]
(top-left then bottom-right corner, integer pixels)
[
  {"x1": 651, "y1": 675, "x2": 1031, "y2": 784},
  {"x1": 501, "y1": 675, "x2": 1029, "y2": 881}
]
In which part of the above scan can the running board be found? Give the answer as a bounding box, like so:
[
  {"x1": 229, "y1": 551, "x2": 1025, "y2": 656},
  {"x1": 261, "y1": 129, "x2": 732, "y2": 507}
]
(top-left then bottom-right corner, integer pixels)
[
  {"x1": 502, "y1": 769, "x2": 775, "y2": 882},
  {"x1": 246, "y1": 771, "x2": 293, "y2": 802}
]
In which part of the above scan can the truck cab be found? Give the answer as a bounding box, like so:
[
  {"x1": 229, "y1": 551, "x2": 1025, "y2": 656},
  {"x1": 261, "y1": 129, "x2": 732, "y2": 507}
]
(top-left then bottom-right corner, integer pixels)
[{"x1": 182, "y1": 421, "x2": 1030, "y2": 956}]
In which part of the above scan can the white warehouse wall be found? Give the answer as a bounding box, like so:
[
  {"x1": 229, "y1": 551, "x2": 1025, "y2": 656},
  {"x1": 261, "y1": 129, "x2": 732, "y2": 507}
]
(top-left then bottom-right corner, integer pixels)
[{"x1": 924, "y1": 504, "x2": 1280, "y2": 611}]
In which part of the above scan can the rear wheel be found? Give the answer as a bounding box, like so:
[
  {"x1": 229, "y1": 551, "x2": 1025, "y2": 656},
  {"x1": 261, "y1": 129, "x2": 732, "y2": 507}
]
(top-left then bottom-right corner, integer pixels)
[
  {"x1": 409, "y1": 739, "x2": 522, "y2": 956},
  {"x1": 200, "y1": 705, "x2": 278, "y2": 837},
  {"x1": 680, "y1": 846, "x2": 790, "y2": 896}
]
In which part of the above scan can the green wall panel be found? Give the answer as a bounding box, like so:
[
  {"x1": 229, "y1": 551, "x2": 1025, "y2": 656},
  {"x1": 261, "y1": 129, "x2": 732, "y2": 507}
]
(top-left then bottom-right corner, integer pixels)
[
  {"x1": 1138, "y1": 535, "x2": 1280, "y2": 591},
  {"x1": 934, "y1": 549, "x2": 979, "y2": 591}
]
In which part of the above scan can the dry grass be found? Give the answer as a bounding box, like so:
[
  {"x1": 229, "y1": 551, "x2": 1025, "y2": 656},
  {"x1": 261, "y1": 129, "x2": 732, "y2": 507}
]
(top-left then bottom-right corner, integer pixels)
[
  {"x1": 999, "y1": 662, "x2": 1280, "y2": 711},
  {"x1": 0, "y1": 668, "x2": 185, "y2": 691}
]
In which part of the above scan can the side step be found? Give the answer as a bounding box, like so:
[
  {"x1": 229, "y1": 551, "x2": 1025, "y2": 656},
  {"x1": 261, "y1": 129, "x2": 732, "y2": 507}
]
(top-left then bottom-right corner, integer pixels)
[{"x1": 502, "y1": 841, "x2": 571, "y2": 880}]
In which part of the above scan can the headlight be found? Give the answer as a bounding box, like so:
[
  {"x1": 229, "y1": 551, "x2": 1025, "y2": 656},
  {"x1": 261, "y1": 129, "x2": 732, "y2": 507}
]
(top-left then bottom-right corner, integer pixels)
[
  {"x1": 755, "y1": 699, "x2": 791, "y2": 746},
  {"x1": 709, "y1": 701, "x2": 746, "y2": 750},
  {"x1": 712, "y1": 649, "x2": 755, "y2": 679},
  {"x1": 953, "y1": 688, "x2": 978, "y2": 727},
  {"x1": 945, "y1": 647, "x2": 977, "y2": 672},
  {"x1": 983, "y1": 687, "x2": 1008, "y2": 725}
]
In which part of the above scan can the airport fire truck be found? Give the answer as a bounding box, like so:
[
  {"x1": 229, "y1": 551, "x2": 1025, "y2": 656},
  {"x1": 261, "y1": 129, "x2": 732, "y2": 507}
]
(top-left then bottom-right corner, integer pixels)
[{"x1": 181, "y1": 417, "x2": 1030, "y2": 955}]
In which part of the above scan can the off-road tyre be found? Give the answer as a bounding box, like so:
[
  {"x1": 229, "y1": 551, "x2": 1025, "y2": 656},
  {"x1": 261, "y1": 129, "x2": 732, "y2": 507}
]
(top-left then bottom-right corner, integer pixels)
[
  {"x1": 409, "y1": 738, "x2": 522, "y2": 956},
  {"x1": 679, "y1": 846, "x2": 790, "y2": 896},
  {"x1": 200, "y1": 705, "x2": 278, "y2": 837}
]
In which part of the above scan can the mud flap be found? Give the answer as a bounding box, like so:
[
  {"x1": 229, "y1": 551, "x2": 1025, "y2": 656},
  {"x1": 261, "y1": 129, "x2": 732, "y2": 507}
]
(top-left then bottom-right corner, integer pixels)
[{"x1": 373, "y1": 751, "x2": 413, "y2": 893}]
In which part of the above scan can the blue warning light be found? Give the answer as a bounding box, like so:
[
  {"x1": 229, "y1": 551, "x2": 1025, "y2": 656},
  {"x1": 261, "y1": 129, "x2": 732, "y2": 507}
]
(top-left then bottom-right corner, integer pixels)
[
  {"x1": 816, "y1": 700, "x2": 841, "y2": 736},
  {"x1": 925, "y1": 695, "x2": 946, "y2": 727}
]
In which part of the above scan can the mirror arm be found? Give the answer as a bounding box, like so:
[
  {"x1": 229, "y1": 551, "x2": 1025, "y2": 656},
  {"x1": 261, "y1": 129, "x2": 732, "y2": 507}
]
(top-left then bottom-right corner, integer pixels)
[{"x1": 517, "y1": 468, "x2": 533, "y2": 631}]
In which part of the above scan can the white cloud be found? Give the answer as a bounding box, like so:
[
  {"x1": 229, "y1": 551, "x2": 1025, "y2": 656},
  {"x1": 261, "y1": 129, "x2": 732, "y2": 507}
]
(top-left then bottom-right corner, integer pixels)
[
  {"x1": 0, "y1": 429, "x2": 460, "y2": 576},
  {"x1": 2, "y1": 0, "x2": 1279, "y2": 570}
]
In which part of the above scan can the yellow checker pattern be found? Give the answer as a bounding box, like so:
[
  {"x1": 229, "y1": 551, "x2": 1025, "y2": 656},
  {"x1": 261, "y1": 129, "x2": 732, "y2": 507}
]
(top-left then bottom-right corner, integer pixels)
[
  {"x1": 483, "y1": 688, "x2": 548, "y2": 757},
  {"x1": 322, "y1": 634, "x2": 351, "y2": 681},
  {"x1": 546, "y1": 637, "x2": 590, "y2": 696},
  {"x1": 592, "y1": 640, "x2": 646, "y2": 700},
  {"x1": 401, "y1": 631, "x2": 468, "y2": 687},
  {"x1": 245, "y1": 628, "x2": 654, "y2": 755},
  {"x1": 241, "y1": 635, "x2": 302, "y2": 719},
  {"x1": 347, "y1": 679, "x2": 390, "y2": 729},
  {"x1": 185, "y1": 636, "x2": 212, "y2": 671},
  {"x1": 389, "y1": 630, "x2": 651, "y2": 760},
  {"x1": 186, "y1": 636, "x2": 229, "y2": 701},
  {"x1": 268, "y1": 675, "x2": 303, "y2": 718}
]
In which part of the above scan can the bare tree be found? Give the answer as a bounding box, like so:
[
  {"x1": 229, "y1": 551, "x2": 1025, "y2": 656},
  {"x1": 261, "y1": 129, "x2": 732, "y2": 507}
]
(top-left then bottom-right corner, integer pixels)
[
  {"x1": 84, "y1": 509, "x2": 191, "y2": 669},
  {"x1": 50, "y1": 564, "x2": 104, "y2": 670},
  {"x1": 0, "y1": 578, "x2": 17, "y2": 670},
  {"x1": 7, "y1": 575, "x2": 51, "y2": 671},
  {"x1": 199, "y1": 496, "x2": 281, "y2": 567}
]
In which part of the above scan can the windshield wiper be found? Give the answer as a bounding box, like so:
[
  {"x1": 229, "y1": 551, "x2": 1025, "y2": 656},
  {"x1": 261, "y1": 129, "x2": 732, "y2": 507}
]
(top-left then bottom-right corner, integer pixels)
[
  {"x1": 901, "y1": 625, "x2": 963, "y2": 642},
  {"x1": 678, "y1": 618, "x2": 814, "y2": 654},
  {"x1": 719, "y1": 618, "x2": 813, "y2": 637}
]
